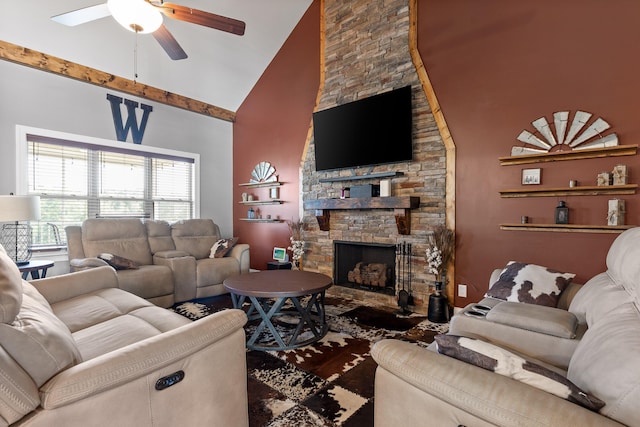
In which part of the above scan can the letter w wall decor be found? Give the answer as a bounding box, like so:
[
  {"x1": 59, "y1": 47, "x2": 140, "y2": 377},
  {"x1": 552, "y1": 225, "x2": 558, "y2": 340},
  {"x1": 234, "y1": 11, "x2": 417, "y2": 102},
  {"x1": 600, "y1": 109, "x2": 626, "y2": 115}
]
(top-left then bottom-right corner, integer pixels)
[{"x1": 107, "y1": 94, "x2": 153, "y2": 144}]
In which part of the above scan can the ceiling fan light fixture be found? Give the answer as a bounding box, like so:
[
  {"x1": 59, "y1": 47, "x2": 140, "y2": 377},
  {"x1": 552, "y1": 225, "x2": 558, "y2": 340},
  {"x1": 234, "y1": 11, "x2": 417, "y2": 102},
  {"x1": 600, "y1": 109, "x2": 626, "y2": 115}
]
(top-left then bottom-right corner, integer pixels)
[{"x1": 107, "y1": 0, "x2": 162, "y2": 34}]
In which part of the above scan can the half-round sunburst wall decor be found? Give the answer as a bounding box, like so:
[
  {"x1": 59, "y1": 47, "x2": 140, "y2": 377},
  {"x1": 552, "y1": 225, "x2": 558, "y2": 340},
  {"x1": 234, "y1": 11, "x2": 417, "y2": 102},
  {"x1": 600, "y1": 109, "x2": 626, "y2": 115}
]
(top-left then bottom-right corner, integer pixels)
[
  {"x1": 511, "y1": 110, "x2": 618, "y2": 157},
  {"x1": 249, "y1": 161, "x2": 277, "y2": 183}
]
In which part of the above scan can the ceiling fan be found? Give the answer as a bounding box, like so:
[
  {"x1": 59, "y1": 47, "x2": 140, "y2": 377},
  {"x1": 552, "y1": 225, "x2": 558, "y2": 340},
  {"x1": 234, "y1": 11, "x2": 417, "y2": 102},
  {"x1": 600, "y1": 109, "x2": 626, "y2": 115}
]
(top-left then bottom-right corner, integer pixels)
[{"x1": 51, "y1": 0, "x2": 246, "y2": 60}]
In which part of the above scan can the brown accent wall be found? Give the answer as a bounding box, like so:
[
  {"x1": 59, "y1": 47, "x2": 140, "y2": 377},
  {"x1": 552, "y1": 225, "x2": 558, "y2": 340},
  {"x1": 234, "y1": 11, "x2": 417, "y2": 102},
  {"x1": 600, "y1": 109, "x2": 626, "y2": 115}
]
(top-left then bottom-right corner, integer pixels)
[
  {"x1": 234, "y1": 0, "x2": 639, "y2": 306},
  {"x1": 233, "y1": 1, "x2": 320, "y2": 270},
  {"x1": 419, "y1": 0, "x2": 640, "y2": 303}
]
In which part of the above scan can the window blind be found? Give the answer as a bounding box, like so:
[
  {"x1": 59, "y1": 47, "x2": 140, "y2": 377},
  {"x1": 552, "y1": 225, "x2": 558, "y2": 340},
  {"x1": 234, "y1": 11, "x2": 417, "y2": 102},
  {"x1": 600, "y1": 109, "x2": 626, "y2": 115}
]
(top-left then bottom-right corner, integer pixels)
[{"x1": 26, "y1": 135, "x2": 195, "y2": 246}]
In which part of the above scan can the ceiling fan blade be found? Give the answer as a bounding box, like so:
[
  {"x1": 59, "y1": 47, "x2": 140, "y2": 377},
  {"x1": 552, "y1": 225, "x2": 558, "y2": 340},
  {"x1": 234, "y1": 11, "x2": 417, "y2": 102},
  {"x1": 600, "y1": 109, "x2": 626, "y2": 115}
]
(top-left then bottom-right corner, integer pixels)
[
  {"x1": 51, "y1": 3, "x2": 111, "y2": 26},
  {"x1": 152, "y1": 24, "x2": 188, "y2": 60},
  {"x1": 158, "y1": 3, "x2": 245, "y2": 35}
]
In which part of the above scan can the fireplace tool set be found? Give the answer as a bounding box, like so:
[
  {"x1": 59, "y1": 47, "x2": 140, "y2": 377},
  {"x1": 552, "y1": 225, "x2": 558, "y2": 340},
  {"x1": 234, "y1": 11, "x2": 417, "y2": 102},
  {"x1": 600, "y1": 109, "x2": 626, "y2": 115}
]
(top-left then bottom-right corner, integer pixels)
[{"x1": 396, "y1": 242, "x2": 414, "y2": 313}]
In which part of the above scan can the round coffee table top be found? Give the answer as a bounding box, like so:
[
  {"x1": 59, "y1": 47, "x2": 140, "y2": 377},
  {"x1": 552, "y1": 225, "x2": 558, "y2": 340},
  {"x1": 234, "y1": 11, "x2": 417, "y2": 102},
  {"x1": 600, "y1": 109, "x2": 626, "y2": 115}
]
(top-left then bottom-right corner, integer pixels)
[{"x1": 224, "y1": 270, "x2": 332, "y2": 298}]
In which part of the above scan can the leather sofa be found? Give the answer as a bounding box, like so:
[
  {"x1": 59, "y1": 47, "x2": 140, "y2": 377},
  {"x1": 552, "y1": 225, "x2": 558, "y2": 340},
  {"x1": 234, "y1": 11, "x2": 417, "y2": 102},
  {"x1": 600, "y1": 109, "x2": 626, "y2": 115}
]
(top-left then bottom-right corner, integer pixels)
[
  {"x1": 372, "y1": 227, "x2": 640, "y2": 427},
  {"x1": 0, "y1": 245, "x2": 249, "y2": 427},
  {"x1": 447, "y1": 269, "x2": 585, "y2": 370},
  {"x1": 66, "y1": 218, "x2": 250, "y2": 307}
]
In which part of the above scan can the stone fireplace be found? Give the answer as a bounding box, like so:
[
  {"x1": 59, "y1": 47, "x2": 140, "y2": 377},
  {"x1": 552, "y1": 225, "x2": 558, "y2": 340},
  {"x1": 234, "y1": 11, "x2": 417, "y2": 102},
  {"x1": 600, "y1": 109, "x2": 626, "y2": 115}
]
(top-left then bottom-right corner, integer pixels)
[{"x1": 300, "y1": 0, "x2": 447, "y2": 314}]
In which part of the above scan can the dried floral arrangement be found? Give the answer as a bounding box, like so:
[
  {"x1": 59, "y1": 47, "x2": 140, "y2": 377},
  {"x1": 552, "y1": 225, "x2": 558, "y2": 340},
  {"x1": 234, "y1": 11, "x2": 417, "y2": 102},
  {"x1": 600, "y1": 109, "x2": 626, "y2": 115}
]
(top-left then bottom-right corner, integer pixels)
[
  {"x1": 287, "y1": 219, "x2": 305, "y2": 265},
  {"x1": 288, "y1": 219, "x2": 304, "y2": 241},
  {"x1": 425, "y1": 224, "x2": 454, "y2": 283}
]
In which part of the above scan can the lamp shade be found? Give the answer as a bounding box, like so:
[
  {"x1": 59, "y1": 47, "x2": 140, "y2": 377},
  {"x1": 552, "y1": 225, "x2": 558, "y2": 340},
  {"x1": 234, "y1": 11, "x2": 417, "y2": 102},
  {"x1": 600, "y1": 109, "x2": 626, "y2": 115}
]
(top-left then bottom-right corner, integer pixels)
[
  {"x1": 0, "y1": 196, "x2": 41, "y2": 222},
  {"x1": 107, "y1": 0, "x2": 163, "y2": 34}
]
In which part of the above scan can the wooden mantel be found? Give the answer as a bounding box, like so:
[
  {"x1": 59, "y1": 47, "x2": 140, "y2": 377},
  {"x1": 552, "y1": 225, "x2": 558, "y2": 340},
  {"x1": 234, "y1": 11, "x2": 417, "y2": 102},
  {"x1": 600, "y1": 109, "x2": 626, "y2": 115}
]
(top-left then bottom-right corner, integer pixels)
[
  {"x1": 304, "y1": 196, "x2": 420, "y2": 235},
  {"x1": 0, "y1": 40, "x2": 235, "y2": 122}
]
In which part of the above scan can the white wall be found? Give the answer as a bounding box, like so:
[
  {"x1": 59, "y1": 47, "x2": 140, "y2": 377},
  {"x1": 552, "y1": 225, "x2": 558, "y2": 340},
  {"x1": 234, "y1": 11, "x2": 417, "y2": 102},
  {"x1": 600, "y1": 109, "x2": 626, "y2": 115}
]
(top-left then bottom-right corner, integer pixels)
[{"x1": 0, "y1": 60, "x2": 234, "y2": 237}]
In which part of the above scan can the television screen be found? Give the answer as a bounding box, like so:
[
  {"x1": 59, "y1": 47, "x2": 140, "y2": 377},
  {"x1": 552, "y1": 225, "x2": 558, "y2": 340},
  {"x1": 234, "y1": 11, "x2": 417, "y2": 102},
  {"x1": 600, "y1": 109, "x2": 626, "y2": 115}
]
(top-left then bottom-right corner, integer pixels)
[{"x1": 313, "y1": 86, "x2": 412, "y2": 172}]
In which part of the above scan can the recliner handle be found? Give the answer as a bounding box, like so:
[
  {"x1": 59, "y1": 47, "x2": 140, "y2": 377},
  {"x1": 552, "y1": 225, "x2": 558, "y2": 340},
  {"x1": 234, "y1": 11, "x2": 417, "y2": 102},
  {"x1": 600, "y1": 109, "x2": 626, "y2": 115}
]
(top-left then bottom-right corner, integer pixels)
[{"x1": 155, "y1": 370, "x2": 185, "y2": 390}]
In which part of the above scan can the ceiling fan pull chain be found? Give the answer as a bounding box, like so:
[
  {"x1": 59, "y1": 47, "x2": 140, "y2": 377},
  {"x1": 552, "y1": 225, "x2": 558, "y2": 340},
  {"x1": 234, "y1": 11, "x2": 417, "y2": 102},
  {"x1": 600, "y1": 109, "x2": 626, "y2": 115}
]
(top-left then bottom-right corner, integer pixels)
[{"x1": 134, "y1": 30, "x2": 139, "y2": 82}]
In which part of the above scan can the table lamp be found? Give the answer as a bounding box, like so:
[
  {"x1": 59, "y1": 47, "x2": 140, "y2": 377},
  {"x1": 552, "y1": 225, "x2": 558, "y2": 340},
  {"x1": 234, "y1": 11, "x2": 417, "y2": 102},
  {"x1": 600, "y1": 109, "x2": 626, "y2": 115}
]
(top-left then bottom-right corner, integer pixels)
[{"x1": 0, "y1": 194, "x2": 41, "y2": 265}]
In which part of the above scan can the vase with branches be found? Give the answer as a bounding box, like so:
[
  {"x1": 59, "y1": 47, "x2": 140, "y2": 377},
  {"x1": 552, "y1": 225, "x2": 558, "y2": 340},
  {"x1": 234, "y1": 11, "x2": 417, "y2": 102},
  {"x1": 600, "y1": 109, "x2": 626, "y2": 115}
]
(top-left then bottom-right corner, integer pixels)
[
  {"x1": 287, "y1": 219, "x2": 305, "y2": 270},
  {"x1": 425, "y1": 224, "x2": 454, "y2": 292}
]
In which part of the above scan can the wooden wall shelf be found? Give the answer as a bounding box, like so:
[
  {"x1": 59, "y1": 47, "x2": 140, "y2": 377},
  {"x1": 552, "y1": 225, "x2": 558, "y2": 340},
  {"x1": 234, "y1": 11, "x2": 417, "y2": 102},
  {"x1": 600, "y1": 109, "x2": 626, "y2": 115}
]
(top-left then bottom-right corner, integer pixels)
[
  {"x1": 239, "y1": 200, "x2": 284, "y2": 206},
  {"x1": 239, "y1": 181, "x2": 282, "y2": 188},
  {"x1": 304, "y1": 196, "x2": 419, "y2": 210},
  {"x1": 303, "y1": 196, "x2": 420, "y2": 235},
  {"x1": 500, "y1": 184, "x2": 637, "y2": 198},
  {"x1": 500, "y1": 223, "x2": 634, "y2": 234},
  {"x1": 239, "y1": 181, "x2": 283, "y2": 222},
  {"x1": 318, "y1": 171, "x2": 403, "y2": 183},
  {"x1": 499, "y1": 145, "x2": 638, "y2": 166}
]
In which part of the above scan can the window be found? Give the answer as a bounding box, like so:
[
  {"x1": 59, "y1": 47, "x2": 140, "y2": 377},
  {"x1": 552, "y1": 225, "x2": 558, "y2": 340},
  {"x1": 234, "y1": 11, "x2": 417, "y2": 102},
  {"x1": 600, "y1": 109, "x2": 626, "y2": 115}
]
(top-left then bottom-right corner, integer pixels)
[{"x1": 18, "y1": 128, "x2": 199, "y2": 246}]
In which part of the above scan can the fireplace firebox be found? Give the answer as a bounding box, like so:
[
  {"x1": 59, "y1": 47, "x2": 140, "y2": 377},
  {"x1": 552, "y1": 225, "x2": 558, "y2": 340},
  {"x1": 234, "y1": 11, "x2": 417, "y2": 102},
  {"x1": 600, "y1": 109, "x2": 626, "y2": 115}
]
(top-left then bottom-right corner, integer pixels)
[{"x1": 334, "y1": 241, "x2": 396, "y2": 295}]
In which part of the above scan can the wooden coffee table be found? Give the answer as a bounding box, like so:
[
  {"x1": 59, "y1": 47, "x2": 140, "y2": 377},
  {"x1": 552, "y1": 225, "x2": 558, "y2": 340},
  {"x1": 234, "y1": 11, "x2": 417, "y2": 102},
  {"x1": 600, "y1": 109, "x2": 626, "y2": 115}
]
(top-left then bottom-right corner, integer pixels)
[{"x1": 223, "y1": 270, "x2": 332, "y2": 351}]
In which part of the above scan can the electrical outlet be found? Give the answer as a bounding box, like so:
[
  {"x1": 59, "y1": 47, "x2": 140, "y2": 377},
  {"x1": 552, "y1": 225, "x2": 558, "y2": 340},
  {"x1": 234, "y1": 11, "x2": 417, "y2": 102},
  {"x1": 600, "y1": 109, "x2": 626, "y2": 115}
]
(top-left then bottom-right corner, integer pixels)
[{"x1": 458, "y1": 284, "x2": 467, "y2": 298}]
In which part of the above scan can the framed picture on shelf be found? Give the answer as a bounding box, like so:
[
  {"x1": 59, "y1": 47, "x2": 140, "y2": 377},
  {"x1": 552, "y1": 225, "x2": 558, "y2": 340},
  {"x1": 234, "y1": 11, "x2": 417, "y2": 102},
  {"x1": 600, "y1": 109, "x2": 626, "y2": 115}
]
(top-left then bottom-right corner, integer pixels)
[{"x1": 522, "y1": 168, "x2": 541, "y2": 185}]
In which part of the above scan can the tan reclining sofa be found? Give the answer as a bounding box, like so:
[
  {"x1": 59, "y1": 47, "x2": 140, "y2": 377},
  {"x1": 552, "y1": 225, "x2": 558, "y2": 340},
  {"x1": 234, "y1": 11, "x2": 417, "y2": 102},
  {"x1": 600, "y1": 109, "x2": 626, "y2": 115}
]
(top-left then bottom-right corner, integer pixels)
[
  {"x1": 0, "y1": 244, "x2": 249, "y2": 426},
  {"x1": 66, "y1": 218, "x2": 250, "y2": 307},
  {"x1": 372, "y1": 227, "x2": 640, "y2": 427}
]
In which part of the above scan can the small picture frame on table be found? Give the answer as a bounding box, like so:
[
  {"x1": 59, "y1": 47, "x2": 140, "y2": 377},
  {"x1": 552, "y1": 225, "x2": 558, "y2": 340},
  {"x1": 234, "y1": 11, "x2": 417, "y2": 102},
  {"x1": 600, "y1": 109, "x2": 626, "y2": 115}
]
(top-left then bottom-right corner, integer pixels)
[
  {"x1": 522, "y1": 168, "x2": 541, "y2": 185},
  {"x1": 273, "y1": 247, "x2": 287, "y2": 262}
]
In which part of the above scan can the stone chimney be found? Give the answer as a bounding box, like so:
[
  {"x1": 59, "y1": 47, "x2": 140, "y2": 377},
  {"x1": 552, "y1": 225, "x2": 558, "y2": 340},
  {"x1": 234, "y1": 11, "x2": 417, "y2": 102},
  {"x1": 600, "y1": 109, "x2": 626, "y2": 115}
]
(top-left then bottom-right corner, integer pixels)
[{"x1": 302, "y1": 0, "x2": 447, "y2": 312}]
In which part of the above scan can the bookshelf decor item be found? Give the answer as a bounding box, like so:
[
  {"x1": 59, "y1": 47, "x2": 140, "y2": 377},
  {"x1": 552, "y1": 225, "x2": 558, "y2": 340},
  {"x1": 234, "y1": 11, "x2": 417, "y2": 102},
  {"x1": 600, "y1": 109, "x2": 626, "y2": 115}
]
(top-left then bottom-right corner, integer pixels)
[
  {"x1": 612, "y1": 165, "x2": 628, "y2": 185},
  {"x1": 522, "y1": 168, "x2": 541, "y2": 185},
  {"x1": 607, "y1": 199, "x2": 625, "y2": 226},
  {"x1": 597, "y1": 172, "x2": 612, "y2": 187},
  {"x1": 555, "y1": 201, "x2": 569, "y2": 224}
]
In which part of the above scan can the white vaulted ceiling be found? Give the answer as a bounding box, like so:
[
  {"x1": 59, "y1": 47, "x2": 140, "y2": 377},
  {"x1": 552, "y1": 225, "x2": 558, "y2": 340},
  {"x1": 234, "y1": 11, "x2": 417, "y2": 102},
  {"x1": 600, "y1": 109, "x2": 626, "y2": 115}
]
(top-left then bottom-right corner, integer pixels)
[{"x1": 0, "y1": 0, "x2": 312, "y2": 112}]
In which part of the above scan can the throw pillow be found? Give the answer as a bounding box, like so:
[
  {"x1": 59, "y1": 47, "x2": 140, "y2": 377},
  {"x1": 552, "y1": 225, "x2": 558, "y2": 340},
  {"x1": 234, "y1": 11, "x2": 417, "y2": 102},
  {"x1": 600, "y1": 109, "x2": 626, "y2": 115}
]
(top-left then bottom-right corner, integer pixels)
[
  {"x1": 485, "y1": 261, "x2": 575, "y2": 307},
  {"x1": 97, "y1": 253, "x2": 140, "y2": 270},
  {"x1": 434, "y1": 335, "x2": 605, "y2": 411},
  {"x1": 209, "y1": 237, "x2": 238, "y2": 258}
]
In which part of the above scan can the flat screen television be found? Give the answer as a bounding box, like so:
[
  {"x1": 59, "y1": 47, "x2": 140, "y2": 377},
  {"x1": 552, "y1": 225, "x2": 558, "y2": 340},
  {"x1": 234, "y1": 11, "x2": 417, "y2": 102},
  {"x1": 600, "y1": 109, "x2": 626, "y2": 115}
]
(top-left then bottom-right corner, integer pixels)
[{"x1": 313, "y1": 86, "x2": 413, "y2": 172}]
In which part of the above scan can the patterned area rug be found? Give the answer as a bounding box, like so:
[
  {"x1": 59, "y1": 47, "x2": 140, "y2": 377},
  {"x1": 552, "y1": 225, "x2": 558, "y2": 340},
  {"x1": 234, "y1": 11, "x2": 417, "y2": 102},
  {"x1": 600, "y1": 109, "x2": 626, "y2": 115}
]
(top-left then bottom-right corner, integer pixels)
[{"x1": 171, "y1": 295, "x2": 448, "y2": 427}]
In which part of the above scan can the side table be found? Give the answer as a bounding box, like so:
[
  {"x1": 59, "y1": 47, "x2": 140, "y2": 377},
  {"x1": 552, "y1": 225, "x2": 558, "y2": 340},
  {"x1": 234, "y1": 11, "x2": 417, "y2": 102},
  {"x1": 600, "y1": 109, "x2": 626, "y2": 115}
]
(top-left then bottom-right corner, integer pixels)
[
  {"x1": 267, "y1": 261, "x2": 292, "y2": 270},
  {"x1": 18, "y1": 260, "x2": 54, "y2": 280}
]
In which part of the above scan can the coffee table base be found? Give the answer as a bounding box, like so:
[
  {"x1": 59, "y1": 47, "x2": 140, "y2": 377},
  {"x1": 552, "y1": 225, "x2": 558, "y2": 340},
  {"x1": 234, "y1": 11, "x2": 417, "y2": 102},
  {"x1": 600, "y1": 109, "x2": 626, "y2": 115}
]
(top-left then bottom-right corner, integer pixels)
[{"x1": 230, "y1": 291, "x2": 328, "y2": 351}]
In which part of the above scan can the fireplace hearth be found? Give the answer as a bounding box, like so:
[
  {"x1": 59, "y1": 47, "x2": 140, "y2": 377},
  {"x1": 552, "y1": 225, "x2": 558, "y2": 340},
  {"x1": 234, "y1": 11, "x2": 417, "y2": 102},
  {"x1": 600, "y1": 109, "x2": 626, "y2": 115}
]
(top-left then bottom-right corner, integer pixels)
[{"x1": 334, "y1": 241, "x2": 396, "y2": 295}]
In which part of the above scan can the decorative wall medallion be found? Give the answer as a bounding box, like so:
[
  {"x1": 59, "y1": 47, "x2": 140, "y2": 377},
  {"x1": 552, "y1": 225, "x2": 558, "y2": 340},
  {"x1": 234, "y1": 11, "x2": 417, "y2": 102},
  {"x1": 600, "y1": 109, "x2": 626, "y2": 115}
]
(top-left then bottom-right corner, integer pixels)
[
  {"x1": 512, "y1": 110, "x2": 618, "y2": 156},
  {"x1": 250, "y1": 161, "x2": 277, "y2": 183}
]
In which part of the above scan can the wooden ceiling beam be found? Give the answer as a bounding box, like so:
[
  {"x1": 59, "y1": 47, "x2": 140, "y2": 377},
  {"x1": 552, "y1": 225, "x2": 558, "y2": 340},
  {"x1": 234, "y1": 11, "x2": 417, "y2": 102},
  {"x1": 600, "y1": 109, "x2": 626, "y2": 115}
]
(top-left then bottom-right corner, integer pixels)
[{"x1": 0, "y1": 40, "x2": 235, "y2": 122}]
